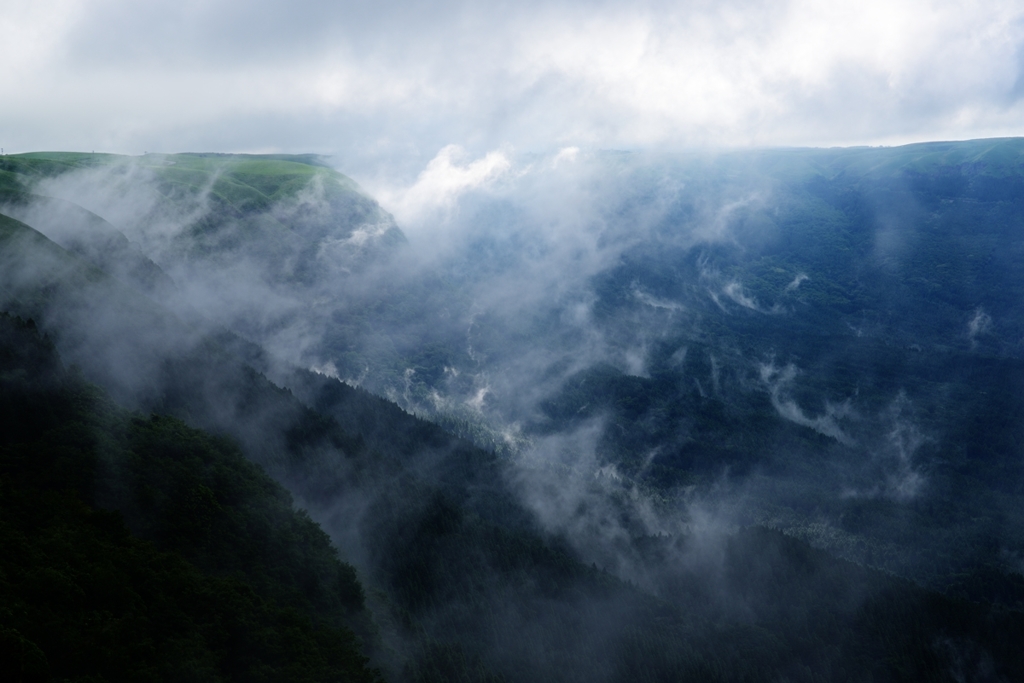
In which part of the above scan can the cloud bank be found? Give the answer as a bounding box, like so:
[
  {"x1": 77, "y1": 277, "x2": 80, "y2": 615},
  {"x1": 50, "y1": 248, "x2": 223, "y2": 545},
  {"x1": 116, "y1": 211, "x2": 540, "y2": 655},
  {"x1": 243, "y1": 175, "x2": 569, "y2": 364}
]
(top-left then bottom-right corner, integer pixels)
[{"x1": 3, "y1": 0, "x2": 1024, "y2": 171}]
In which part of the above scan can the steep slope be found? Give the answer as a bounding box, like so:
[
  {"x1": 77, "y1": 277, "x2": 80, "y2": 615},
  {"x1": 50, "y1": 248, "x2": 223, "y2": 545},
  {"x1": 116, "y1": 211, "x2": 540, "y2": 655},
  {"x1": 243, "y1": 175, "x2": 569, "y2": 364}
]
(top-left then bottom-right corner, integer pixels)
[
  {"x1": 0, "y1": 192, "x2": 176, "y2": 299},
  {"x1": 8, "y1": 309, "x2": 1024, "y2": 679},
  {"x1": 0, "y1": 313, "x2": 380, "y2": 683},
  {"x1": 0, "y1": 152, "x2": 405, "y2": 363},
  {"x1": 6, "y1": 310, "x2": 1024, "y2": 683}
]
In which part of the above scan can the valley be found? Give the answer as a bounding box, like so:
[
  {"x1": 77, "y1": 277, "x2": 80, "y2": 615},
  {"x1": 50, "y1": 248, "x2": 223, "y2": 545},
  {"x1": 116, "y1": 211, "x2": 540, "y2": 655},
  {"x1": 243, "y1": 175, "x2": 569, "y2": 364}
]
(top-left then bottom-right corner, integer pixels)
[{"x1": 3, "y1": 141, "x2": 1024, "y2": 681}]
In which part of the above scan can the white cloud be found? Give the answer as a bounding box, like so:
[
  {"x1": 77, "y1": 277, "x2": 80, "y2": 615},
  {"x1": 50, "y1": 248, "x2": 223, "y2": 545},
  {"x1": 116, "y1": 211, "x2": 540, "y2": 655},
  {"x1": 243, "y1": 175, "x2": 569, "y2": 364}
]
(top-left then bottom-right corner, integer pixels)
[
  {"x1": 784, "y1": 273, "x2": 809, "y2": 292},
  {"x1": 760, "y1": 361, "x2": 855, "y2": 445},
  {"x1": 723, "y1": 281, "x2": 760, "y2": 311},
  {"x1": 552, "y1": 146, "x2": 580, "y2": 166},
  {"x1": 631, "y1": 282, "x2": 684, "y2": 311},
  {"x1": 968, "y1": 306, "x2": 993, "y2": 341},
  {"x1": 380, "y1": 144, "x2": 512, "y2": 227},
  {"x1": 2, "y1": 0, "x2": 1024, "y2": 163}
]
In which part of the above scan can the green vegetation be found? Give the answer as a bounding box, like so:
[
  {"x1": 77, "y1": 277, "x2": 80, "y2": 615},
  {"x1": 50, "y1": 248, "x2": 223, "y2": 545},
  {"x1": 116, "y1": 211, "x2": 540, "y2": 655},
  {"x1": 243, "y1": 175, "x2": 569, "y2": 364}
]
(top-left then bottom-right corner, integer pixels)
[
  {"x1": 0, "y1": 152, "x2": 365, "y2": 220},
  {"x1": 0, "y1": 313, "x2": 381, "y2": 682}
]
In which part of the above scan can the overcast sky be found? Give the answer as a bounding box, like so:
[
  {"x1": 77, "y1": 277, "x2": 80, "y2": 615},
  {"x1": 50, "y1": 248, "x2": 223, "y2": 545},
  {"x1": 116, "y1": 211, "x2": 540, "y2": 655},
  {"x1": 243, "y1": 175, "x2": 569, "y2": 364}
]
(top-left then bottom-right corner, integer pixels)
[{"x1": 3, "y1": 0, "x2": 1024, "y2": 178}]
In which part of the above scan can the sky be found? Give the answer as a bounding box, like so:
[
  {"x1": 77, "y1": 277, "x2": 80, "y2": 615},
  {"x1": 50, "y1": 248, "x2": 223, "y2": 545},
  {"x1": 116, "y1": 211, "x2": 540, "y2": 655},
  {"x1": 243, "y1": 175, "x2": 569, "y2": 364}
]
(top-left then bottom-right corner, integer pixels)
[{"x1": 3, "y1": 0, "x2": 1024, "y2": 179}]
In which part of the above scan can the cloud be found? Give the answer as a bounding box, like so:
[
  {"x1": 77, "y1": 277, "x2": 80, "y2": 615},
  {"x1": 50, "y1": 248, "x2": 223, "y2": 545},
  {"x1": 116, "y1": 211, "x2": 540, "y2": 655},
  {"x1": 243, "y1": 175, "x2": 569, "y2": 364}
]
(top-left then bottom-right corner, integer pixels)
[
  {"x1": 382, "y1": 144, "x2": 512, "y2": 227},
  {"x1": 3, "y1": 0, "x2": 1024, "y2": 164},
  {"x1": 760, "y1": 361, "x2": 855, "y2": 445},
  {"x1": 510, "y1": 418, "x2": 681, "y2": 580},
  {"x1": 784, "y1": 273, "x2": 808, "y2": 292},
  {"x1": 722, "y1": 281, "x2": 760, "y2": 311},
  {"x1": 843, "y1": 393, "x2": 927, "y2": 501},
  {"x1": 967, "y1": 306, "x2": 992, "y2": 343},
  {"x1": 631, "y1": 282, "x2": 684, "y2": 312}
]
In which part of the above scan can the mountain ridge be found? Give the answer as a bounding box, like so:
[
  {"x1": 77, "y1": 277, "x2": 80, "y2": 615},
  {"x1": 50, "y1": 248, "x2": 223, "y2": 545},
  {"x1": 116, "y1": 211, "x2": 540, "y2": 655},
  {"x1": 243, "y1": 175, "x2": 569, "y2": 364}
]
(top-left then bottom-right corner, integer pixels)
[{"x1": 5, "y1": 141, "x2": 1024, "y2": 681}]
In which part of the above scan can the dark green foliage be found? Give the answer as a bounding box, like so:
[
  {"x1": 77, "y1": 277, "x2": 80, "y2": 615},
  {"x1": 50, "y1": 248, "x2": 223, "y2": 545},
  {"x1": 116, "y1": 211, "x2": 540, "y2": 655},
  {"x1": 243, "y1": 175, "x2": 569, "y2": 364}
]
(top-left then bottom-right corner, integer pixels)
[
  {"x1": 104, "y1": 414, "x2": 367, "y2": 618},
  {"x1": 0, "y1": 313, "x2": 380, "y2": 682}
]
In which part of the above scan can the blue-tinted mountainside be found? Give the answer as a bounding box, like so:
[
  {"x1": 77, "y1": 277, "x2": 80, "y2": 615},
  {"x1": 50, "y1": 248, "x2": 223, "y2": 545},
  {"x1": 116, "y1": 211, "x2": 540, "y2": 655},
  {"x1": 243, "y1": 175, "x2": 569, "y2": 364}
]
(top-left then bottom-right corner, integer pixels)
[
  {"x1": 501, "y1": 140, "x2": 1024, "y2": 581},
  {"x1": 329, "y1": 139, "x2": 1024, "y2": 585}
]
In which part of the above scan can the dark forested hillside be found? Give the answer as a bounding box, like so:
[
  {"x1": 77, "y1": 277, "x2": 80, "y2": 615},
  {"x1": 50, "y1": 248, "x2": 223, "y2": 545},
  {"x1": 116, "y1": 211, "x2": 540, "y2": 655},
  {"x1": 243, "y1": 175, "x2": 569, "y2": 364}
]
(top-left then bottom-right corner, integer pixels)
[
  {"x1": 4, "y1": 143, "x2": 1024, "y2": 681},
  {"x1": 0, "y1": 313, "x2": 381, "y2": 682}
]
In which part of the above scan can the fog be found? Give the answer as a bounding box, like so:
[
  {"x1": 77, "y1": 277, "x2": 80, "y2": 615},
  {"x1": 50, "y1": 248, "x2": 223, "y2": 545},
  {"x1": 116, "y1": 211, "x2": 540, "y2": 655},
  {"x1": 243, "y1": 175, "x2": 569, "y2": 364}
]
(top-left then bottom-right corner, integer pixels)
[
  {"x1": 2, "y1": 147, "x2": 979, "y2": 572},
  {"x1": 3, "y1": 142, "x2": 1024, "y2": 679}
]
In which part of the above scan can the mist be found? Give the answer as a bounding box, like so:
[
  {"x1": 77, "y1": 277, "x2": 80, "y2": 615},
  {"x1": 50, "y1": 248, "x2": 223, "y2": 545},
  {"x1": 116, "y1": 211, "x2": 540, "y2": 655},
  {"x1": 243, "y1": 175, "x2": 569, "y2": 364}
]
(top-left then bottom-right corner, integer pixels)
[
  {"x1": 5, "y1": 1, "x2": 1024, "y2": 165},
  {"x1": 4, "y1": 148, "x2": 1005, "y2": 547},
  {"x1": 4, "y1": 141, "x2": 1024, "y2": 680}
]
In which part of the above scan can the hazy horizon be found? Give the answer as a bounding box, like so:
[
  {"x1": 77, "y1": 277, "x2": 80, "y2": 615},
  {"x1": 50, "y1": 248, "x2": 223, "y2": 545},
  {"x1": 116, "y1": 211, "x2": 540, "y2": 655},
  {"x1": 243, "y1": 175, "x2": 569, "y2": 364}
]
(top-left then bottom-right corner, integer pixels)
[{"x1": 4, "y1": 0, "x2": 1024, "y2": 181}]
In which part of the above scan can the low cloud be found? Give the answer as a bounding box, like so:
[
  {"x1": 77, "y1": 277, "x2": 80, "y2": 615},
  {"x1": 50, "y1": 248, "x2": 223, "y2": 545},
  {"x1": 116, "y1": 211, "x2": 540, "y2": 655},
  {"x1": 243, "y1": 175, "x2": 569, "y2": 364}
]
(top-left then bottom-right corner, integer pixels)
[
  {"x1": 784, "y1": 273, "x2": 809, "y2": 292},
  {"x1": 760, "y1": 361, "x2": 855, "y2": 445},
  {"x1": 843, "y1": 393, "x2": 927, "y2": 501},
  {"x1": 382, "y1": 145, "x2": 513, "y2": 229},
  {"x1": 630, "y1": 282, "x2": 684, "y2": 312},
  {"x1": 967, "y1": 306, "x2": 992, "y2": 344},
  {"x1": 723, "y1": 281, "x2": 761, "y2": 311}
]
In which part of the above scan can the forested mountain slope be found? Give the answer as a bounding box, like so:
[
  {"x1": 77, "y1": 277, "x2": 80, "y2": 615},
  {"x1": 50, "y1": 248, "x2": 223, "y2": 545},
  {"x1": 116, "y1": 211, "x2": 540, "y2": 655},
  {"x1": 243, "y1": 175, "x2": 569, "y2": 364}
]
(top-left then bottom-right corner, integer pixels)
[
  {"x1": 5, "y1": 308, "x2": 1024, "y2": 682},
  {"x1": 0, "y1": 313, "x2": 380, "y2": 683},
  {"x1": 4, "y1": 143, "x2": 1024, "y2": 681}
]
